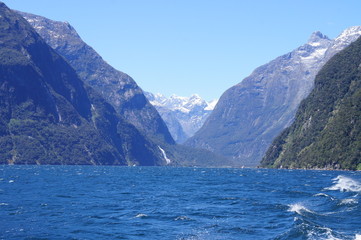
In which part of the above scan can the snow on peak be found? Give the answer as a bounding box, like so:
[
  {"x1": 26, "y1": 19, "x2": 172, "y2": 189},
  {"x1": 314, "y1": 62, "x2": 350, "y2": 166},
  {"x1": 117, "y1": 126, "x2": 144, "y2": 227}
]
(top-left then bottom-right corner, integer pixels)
[
  {"x1": 145, "y1": 92, "x2": 218, "y2": 143},
  {"x1": 147, "y1": 92, "x2": 216, "y2": 113},
  {"x1": 332, "y1": 26, "x2": 361, "y2": 51},
  {"x1": 298, "y1": 27, "x2": 361, "y2": 67},
  {"x1": 338, "y1": 26, "x2": 361, "y2": 39},
  {"x1": 308, "y1": 31, "x2": 330, "y2": 43}
]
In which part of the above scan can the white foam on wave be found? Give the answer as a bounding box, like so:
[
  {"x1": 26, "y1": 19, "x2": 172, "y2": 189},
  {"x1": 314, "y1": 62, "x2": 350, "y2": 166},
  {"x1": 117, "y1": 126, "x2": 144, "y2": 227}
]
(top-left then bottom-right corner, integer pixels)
[
  {"x1": 307, "y1": 226, "x2": 342, "y2": 240},
  {"x1": 355, "y1": 234, "x2": 361, "y2": 240},
  {"x1": 134, "y1": 213, "x2": 148, "y2": 218},
  {"x1": 325, "y1": 175, "x2": 361, "y2": 192},
  {"x1": 175, "y1": 216, "x2": 191, "y2": 221},
  {"x1": 314, "y1": 193, "x2": 335, "y2": 200},
  {"x1": 314, "y1": 193, "x2": 328, "y2": 197},
  {"x1": 340, "y1": 198, "x2": 358, "y2": 205},
  {"x1": 288, "y1": 203, "x2": 314, "y2": 215}
]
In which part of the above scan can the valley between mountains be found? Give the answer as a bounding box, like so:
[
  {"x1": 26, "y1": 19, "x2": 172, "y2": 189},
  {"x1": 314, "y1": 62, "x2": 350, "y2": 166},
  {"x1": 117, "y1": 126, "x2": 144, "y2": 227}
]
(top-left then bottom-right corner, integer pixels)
[{"x1": 0, "y1": 2, "x2": 360, "y2": 170}]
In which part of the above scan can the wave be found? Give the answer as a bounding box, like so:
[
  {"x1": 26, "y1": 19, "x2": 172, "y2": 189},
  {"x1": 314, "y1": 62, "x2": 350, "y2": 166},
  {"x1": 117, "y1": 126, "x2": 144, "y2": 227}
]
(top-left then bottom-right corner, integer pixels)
[
  {"x1": 325, "y1": 175, "x2": 361, "y2": 192},
  {"x1": 313, "y1": 193, "x2": 336, "y2": 201},
  {"x1": 288, "y1": 203, "x2": 315, "y2": 215},
  {"x1": 355, "y1": 234, "x2": 361, "y2": 240},
  {"x1": 306, "y1": 226, "x2": 342, "y2": 240},
  {"x1": 276, "y1": 217, "x2": 344, "y2": 240},
  {"x1": 313, "y1": 192, "x2": 358, "y2": 212},
  {"x1": 174, "y1": 216, "x2": 191, "y2": 221},
  {"x1": 134, "y1": 213, "x2": 148, "y2": 218},
  {"x1": 314, "y1": 193, "x2": 330, "y2": 197},
  {"x1": 339, "y1": 198, "x2": 358, "y2": 206}
]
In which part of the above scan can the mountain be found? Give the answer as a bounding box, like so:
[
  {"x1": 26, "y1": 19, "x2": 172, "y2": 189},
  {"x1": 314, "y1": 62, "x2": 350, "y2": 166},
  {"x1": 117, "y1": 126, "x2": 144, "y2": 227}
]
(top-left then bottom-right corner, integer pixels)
[
  {"x1": 15, "y1": 9, "x2": 230, "y2": 167},
  {"x1": 0, "y1": 2, "x2": 165, "y2": 165},
  {"x1": 261, "y1": 36, "x2": 361, "y2": 170},
  {"x1": 145, "y1": 92, "x2": 217, "y2": 143},
  {"x1": 19, "y1": 11, "x2": 174, "y2": 145},
  {"x1": 186, "y1": 27, "x2": 361, "y2": 167}
]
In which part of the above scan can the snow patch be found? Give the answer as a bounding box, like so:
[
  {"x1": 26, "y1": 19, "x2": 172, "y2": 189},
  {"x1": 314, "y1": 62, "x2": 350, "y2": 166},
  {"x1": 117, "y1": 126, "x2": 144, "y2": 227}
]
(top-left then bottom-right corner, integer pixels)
[
  {"x1": 300, "y1": 47, "x2": 328, "y2": 66},
  {"x1": 35, "y1": 26, "x2": 44, "y2": 30},
  {"x1": 332, "y1": 26, "x2": 361, "y2": 51},
  {"x1": 205, "y1": 99, "x2": 218, "y2": 111},
  {"x1": 308, "y1": 41, "x2": 321, "y2": 47}
]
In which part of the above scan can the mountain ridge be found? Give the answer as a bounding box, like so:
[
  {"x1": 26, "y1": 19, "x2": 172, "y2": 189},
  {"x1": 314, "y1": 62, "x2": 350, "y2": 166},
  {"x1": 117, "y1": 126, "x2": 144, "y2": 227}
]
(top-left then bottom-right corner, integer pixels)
[
  {"x1": 261, "y1": 35, "x2": 361, "y2": 170},
  {"x1": 19, "y1": 11, "x2": 175, "y2": 145},
  {"x1": 0, "y1": 2, "x2": 165, "y2": 166},
  {"x1": 14, "y1": 8, "x2": 231, "y2": 167},
  {"x1": 186, "y1": 26, "x2": 361, "y2": 167}
]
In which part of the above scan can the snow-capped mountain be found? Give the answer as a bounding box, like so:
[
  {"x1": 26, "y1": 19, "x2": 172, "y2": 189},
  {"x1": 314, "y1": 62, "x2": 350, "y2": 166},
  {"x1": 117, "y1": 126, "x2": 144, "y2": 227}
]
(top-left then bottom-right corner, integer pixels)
[
  {"x1": 186, "y1": 26, "x2": 361, "y2": 167},
  {"x1": 145, "y1": 93, "x2": 218, "y2": 143}
]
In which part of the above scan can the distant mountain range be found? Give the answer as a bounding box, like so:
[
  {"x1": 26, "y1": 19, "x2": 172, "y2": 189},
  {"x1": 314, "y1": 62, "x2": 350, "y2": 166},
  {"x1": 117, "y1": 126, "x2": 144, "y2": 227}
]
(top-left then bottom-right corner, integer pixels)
[
  {"x1": 186, "y1": 26, "x2": 361, "y2": 167},
  {"x1": 261, "y1": 35, "x2": 361, "y2": 170},
  {"x1": 145, "y1": 93, "x2": 217, "y2": 143}
]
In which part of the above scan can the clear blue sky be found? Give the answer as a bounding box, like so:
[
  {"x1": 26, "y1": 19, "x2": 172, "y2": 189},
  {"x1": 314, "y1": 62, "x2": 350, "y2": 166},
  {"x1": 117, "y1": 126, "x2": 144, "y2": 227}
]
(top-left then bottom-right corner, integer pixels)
[{"x1": 2, "y1": 0, "x2": 361, "y2": 100}]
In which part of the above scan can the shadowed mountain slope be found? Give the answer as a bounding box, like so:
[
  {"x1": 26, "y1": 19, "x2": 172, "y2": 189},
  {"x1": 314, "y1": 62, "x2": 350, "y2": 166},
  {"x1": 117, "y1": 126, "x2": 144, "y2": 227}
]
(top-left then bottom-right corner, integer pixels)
[
  {"x1": 19, "y1": 11, "x2": 174, "y2": 145},
  {"x1": 0, "y1": 2, "x2": 165, "y2": 165}
]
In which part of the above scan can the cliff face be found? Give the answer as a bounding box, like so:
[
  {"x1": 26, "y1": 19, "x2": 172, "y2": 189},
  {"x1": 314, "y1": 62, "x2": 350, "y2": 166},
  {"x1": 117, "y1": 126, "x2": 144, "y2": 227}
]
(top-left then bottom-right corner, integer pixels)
[
  {"x1": 19, "y1": 11, "x2": 174, "y2": 145},
  {"x1": 261, "y1": 36, "x2": 361, "y2": 170},
  {"x1": 186, "y1": 28, "x2": 361, "y2": 167},
  {"x1": 0, "y1": 3, "x2": 165, "y2": 165}
]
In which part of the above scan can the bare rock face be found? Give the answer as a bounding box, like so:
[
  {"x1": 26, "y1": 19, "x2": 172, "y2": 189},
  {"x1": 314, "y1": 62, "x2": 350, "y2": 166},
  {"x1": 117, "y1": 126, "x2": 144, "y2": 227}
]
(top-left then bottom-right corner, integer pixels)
[
  {"x1": 186, "y1": 27, "x2": 361, "y2": 167},
  {"x1": 19, "y1": 11, "x2": 174, "y2": 145}
]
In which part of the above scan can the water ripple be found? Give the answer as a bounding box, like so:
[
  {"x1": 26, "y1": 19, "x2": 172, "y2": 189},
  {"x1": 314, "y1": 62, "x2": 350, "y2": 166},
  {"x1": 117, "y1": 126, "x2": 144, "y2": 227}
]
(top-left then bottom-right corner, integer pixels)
[{"x1": 0, "y1": 166, "x2": 359, "y2": 239}]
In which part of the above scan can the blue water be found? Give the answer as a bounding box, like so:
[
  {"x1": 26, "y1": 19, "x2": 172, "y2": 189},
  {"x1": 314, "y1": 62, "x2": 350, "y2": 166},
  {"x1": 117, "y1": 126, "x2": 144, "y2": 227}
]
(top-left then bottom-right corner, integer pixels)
[{"x1": 0, "y1": 166, "x2": 360, "y2": 240}]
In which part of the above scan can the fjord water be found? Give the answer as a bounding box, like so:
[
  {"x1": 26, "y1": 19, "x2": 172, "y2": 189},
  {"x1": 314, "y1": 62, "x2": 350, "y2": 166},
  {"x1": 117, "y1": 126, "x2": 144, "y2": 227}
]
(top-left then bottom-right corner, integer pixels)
[{"x1": 0, "y1": 166, "x2": 360, "y2": 240}]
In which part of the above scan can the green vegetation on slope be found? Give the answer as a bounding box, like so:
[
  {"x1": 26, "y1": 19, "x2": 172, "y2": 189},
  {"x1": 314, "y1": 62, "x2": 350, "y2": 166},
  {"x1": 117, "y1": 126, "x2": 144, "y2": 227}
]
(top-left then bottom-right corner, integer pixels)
[
  {"x1": 0, "y1": 3, "x2": 164, "y2": 166},
  {"x1": 261, "y1": 37, "x2": 361, "y2": 170},
  {"x1": 19, "y1": 11, "x2": 175, "y2": 145},
  {"x1": 18, "y1": 10, "x2": 231, "y2": 167}
]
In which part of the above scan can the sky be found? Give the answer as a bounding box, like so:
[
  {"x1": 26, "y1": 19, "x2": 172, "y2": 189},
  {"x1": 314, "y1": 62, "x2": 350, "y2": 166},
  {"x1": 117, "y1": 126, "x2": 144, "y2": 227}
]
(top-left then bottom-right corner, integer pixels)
[{"x1": 2, "y1": 0, "x2": 361, "y2": 101}]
